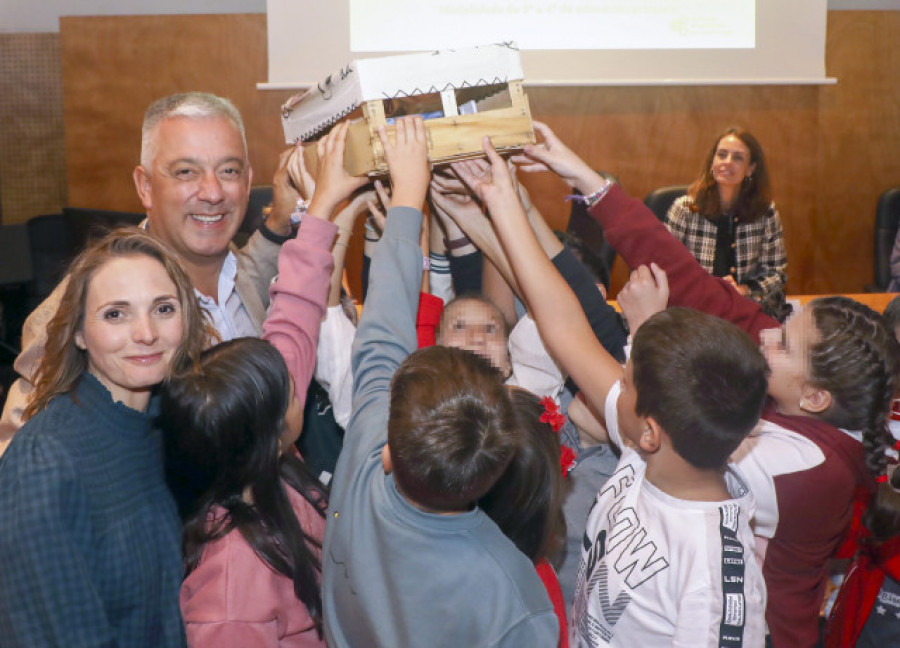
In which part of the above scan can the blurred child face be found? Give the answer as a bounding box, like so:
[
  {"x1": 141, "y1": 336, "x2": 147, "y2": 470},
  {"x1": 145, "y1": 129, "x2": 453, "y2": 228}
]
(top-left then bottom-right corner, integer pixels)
[
  {"x1": 760, "y1": 307, "x2": 817, "y2": 416},
  {"x1": 438, "y1": 299, "x2": 511, "y2": 377}
]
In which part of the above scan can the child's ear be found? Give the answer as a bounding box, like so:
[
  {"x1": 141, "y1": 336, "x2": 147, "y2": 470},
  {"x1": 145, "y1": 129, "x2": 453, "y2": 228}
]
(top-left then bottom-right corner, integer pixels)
[
  {"x1": 799, "y1": 385, "x2": 832, "y2": 414},
  {"x1": 638, "y1": 417, "x2": 662, "y2": 454},
  {"x1": 381, "y1": 444, "x2": 393, "y2": 474}
]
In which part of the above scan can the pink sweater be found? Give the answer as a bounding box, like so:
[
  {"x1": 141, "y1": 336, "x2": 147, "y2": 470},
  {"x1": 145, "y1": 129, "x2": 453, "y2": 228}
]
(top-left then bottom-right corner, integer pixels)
[
  {"x1": 181, "y1": 217, "x2": 336, "y2": 647},
  {"x1": 180, "y1": 485, "x2": 327, "y2": 647},
  {"x1": 262, "y1": 216, "x2": 338, "y2": 407}
]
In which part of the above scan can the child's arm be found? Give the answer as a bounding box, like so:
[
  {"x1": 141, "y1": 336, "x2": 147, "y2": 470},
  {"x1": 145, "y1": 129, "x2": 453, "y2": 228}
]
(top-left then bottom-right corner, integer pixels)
[
  {"x1": 263, "y1": 126, "x2": 368, "y2": 406},
  {"x1": 368, "y1": 180, "x2": 445, "y2": 349},
  {"x1": 442, "y1": 154, "x2": 627, "y2": 363},
  {"x1": 616, "y1": 263, "x2": 670, "y2": 334},
  {"x1": 516, "y1": 121, "x2": 779, "y2": 343},
  {"x1": 340, "y1": 117, "x2": 430, "y2": 469},
  {"x1": 455, "y1": 140, "x2": 622, "y2": 418},
  {"x1": 430, "y1": 188, "x2": 522, "y2": 300}
]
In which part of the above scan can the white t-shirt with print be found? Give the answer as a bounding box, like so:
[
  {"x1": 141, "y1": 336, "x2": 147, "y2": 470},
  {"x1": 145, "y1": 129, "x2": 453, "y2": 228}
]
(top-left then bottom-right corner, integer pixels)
[{"x1": 571, "y1": 381, "x2": 767, "y2": 648}]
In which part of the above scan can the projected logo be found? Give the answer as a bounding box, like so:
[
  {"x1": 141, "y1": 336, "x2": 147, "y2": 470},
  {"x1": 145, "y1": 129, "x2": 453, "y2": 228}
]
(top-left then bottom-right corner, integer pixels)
[{"x1": 349, "y1": 0, "x2": 755, "y2": 52}]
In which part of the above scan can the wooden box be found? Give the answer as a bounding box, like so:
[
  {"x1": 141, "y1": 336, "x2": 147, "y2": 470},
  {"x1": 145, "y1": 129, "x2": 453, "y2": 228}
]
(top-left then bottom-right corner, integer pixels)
[{"x1": 280, "y1": 44, "x2": 535, "y2": 177}]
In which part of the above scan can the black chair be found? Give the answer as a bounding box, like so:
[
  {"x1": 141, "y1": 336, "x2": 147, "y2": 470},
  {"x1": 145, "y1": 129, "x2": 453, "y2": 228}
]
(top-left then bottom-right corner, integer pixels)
[
  {"x1": 233, "y1": 185, "x2": 273, "y2": 247},
  {"x1": 869, "y1": 187, "x2": 900, "y2": 292},
  {"x1": 643, "y1": 185, "x2": 689, "y2": 222},
  {"x1": 27, "y1": 208, "x2": 144, "y2": 306},
  {"x1": 0, "y1": 223, "x2": 33, "y2": 359},
  {"x1": 566, "y1": 171, "x2": 619, "y2": 273},
  {"x1": 62, "y1": 207, "x2": 144, "y2": 245},
  {"x1": 26, "y1": 214, "x2": 76, "y2": 305}
]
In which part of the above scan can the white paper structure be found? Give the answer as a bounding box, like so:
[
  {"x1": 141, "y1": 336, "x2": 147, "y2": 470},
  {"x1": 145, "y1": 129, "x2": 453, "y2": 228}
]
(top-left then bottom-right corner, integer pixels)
[{"x1": 281, "y1": 43, "x2": 525, "y2": 144}]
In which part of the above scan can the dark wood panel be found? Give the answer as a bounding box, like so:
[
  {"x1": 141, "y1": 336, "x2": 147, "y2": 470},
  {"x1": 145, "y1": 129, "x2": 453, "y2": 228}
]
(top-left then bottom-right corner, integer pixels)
[
  {"x1": 61, "y1": 15, "x2": 290, "y2": 213},
  {"x1": 816, "y1": 12, "x2": 900, "y2": 293},
  {"x1": 522, "y1": 85, "x2": 819, "y2": 293},
  {"x1": 59, "y1": 12, "x2": 900, "y2": 296}
]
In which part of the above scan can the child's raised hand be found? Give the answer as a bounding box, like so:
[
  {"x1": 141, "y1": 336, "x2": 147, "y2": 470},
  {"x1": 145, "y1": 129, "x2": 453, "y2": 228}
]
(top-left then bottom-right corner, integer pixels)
[
  {"x1": 308, "y1": 121, "x2": 369, "y2": 219},
  {"x1": 287, "y1": 141, "x2": 316, "y2": 201},
  {"x1": 451, "y1": 137, "x2": 521, "y2": 219},
  {"x1": 333, "y1": 186, "x2": 377, "y2": 233},
  {"x1": 365, "y1": 179, "x2": 392, "y2": 233},
  {"x1": 511, "y1": 121, "x2": 606, "y2": 195},
  {"x1": 617, "y1": 263, "x2": 670, "y2": 333},
  {"x1": 376, "y1": 116, "x2": 430, "y2": 210},
  {"x1": 431, "y1": 167, "x2": 469, "y2": 196},
  {"x1": 268, "y1": 143, "x2": 304, "y2": 236},
  {"x1": 429, "y1": 185, "x2": 491, "y2": 242}
]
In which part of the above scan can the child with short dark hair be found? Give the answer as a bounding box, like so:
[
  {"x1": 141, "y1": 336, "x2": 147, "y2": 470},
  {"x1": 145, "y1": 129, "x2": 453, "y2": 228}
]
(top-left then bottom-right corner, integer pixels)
[
  {"x1": 516, "y1": 122, "x2": 898, "y2": 647},
  {"x1": 321, "y1": 117, "x2": 558, "y2": 647},
  {"x1": 453, "y1": 139, "x2": 768, "y2": 646},
  {"x1": 386, "y1": 344, "x2": 518, "y2": 510}
]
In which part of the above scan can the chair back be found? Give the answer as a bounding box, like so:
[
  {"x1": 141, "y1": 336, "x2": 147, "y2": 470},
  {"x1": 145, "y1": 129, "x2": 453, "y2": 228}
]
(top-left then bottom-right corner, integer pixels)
[
  {"x1": 566, "y1": 171, "x2": 619, "y2": 274},
  {"x1": 233, "y1": 185, "x2": 273, "y2": 247},
  {"x1": 26, "y1": 214, "x2": 77, "y2": 303},
  {"x1": 643, "y1": 185, "x2": 689, "y2": 222},
  {"x1": 873, "y1": 187, "x2": 900, "y2": 291},
  {"x1": 242, "y1": 186, "x2": 273, "y2": 235},
  {"x1": 27, "y1": 208, "x2": 144, "y2": 304}
]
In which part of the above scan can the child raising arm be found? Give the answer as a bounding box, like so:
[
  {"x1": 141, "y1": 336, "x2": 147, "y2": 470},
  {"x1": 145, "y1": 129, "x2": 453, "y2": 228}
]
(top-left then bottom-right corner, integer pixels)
[{"x1": 455, "y1": 139, "x2": 768, "y2": 647}]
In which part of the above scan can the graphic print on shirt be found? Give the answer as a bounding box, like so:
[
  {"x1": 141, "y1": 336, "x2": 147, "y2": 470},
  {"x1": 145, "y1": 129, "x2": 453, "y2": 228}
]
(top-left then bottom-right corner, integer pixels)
[
  {"x1": 573, "y1": 463, "x2": 670, "y2": 645},
  {"x1": 718, "y1": 503, "x2": 748, "y2": 648}
]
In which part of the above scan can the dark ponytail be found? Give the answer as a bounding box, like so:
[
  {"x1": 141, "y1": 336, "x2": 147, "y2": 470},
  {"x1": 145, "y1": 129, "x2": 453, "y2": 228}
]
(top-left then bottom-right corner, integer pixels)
[
  {"x1": 808, "y1": 297, "x2": 900, "y2": 539},
  {"x1": 160, "y1": 338, "x2": 328, "y2": 635}
]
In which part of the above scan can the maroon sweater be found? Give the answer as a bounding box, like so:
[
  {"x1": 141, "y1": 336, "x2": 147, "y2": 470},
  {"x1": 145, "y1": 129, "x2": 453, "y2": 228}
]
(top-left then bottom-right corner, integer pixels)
[{"x1": 589, "y1": 185, "x2": 874, "y2": 647}]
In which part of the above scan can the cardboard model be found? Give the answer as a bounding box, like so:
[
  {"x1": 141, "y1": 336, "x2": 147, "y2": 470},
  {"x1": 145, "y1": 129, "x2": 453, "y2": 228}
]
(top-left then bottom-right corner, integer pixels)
[{"x1": 281, "y1": 43, "x2": 535, "y2": 176}]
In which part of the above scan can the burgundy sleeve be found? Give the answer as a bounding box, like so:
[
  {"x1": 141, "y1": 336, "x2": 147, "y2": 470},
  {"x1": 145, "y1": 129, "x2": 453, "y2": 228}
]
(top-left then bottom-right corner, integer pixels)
[{"x1": 588, "y1": 185, "x2": 779, "y2": 343}]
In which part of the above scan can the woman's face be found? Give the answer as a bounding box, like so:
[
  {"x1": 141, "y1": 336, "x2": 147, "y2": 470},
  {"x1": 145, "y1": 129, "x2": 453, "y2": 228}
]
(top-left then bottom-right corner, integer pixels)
[
  {"x1": 760, "y1": 307, "x2": 817, "y2": 415},
  {"x1": 75, "y1": 254, "x2": 184, "y2": 411},
  {"x1": 710, "y1": 134, "x2": 756, "y2": 191}
]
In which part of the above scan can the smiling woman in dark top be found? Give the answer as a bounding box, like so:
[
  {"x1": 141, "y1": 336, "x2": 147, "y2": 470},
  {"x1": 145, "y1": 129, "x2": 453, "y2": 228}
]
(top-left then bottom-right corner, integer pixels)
[{"x1": 0, "y1": 229, "x2": 209, "y2": 647}]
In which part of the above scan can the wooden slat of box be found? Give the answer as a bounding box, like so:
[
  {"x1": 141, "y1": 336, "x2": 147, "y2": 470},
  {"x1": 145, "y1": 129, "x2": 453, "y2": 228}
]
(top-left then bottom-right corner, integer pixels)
[{"x1": 302, "y1": 81, "x2": 535, "y2": 177}]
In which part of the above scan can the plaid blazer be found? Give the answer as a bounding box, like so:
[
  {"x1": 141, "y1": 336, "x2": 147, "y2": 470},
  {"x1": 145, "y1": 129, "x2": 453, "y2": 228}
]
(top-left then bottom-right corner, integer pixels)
[{"x1": 665, "y1": 196, "x2": 787, "y2": 305}]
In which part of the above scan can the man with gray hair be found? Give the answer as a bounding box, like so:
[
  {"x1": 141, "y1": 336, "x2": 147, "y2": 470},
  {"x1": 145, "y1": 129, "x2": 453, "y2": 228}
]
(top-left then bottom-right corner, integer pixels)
[{"x1": 0, "y1": 92, "x2": 297, "y2": 449}]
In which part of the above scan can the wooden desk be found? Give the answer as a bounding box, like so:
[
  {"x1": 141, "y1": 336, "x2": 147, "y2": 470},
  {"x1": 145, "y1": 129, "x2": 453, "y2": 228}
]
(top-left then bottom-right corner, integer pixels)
[
  {"x1": 788, "y1": 293, "x2": 897, "y2": 313},
  {"x1": 607, "y1": 293, "x2": 899, "y2": 314}
]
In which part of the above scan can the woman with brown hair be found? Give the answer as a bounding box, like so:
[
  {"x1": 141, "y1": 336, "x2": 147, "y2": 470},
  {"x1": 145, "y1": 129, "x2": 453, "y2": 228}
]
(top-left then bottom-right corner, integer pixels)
[
  {"x1": 0, "y1": 228, "x2": 210, "y2": 647},
  {"x1": 665, "y1": 127, "x2": 790, "y2": 320}
]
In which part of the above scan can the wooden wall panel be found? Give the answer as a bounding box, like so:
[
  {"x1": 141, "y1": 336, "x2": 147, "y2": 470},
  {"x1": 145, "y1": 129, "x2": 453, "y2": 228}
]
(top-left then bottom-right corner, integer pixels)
[
  {"x1": 521, "y1": 85, "x2": 820, "y2": 293},
  {"x1": 816, "y1": 12, "x2": 900, "y2": 293},
  {"x1": 60, "y1": 15, "x2": 291, "y2": 213},
  {"x1": 59, "y1": 12, "x2": 900, "y2": 296}
]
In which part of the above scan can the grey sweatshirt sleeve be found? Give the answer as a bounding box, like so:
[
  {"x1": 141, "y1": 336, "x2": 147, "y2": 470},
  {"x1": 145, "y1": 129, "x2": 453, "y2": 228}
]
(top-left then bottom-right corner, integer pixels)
[{"x1": 336, "y1": 206, "x2": 423, "y2": 482}]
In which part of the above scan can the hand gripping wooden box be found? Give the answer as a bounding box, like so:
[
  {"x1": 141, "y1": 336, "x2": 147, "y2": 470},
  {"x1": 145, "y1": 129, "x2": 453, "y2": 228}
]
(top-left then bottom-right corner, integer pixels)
[{"x1": 280, "y1": 43, "x2": 535, "y2": 177}]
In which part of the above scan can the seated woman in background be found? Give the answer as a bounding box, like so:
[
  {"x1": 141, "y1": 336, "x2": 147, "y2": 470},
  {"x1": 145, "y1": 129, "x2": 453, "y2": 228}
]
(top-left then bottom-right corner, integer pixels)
[
  {"x1": 665, "y1": 127, "x2": 790, "y2": 320},
  {"x1": 0, "y1": 229, "x2": 209, "y2": 647}
]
